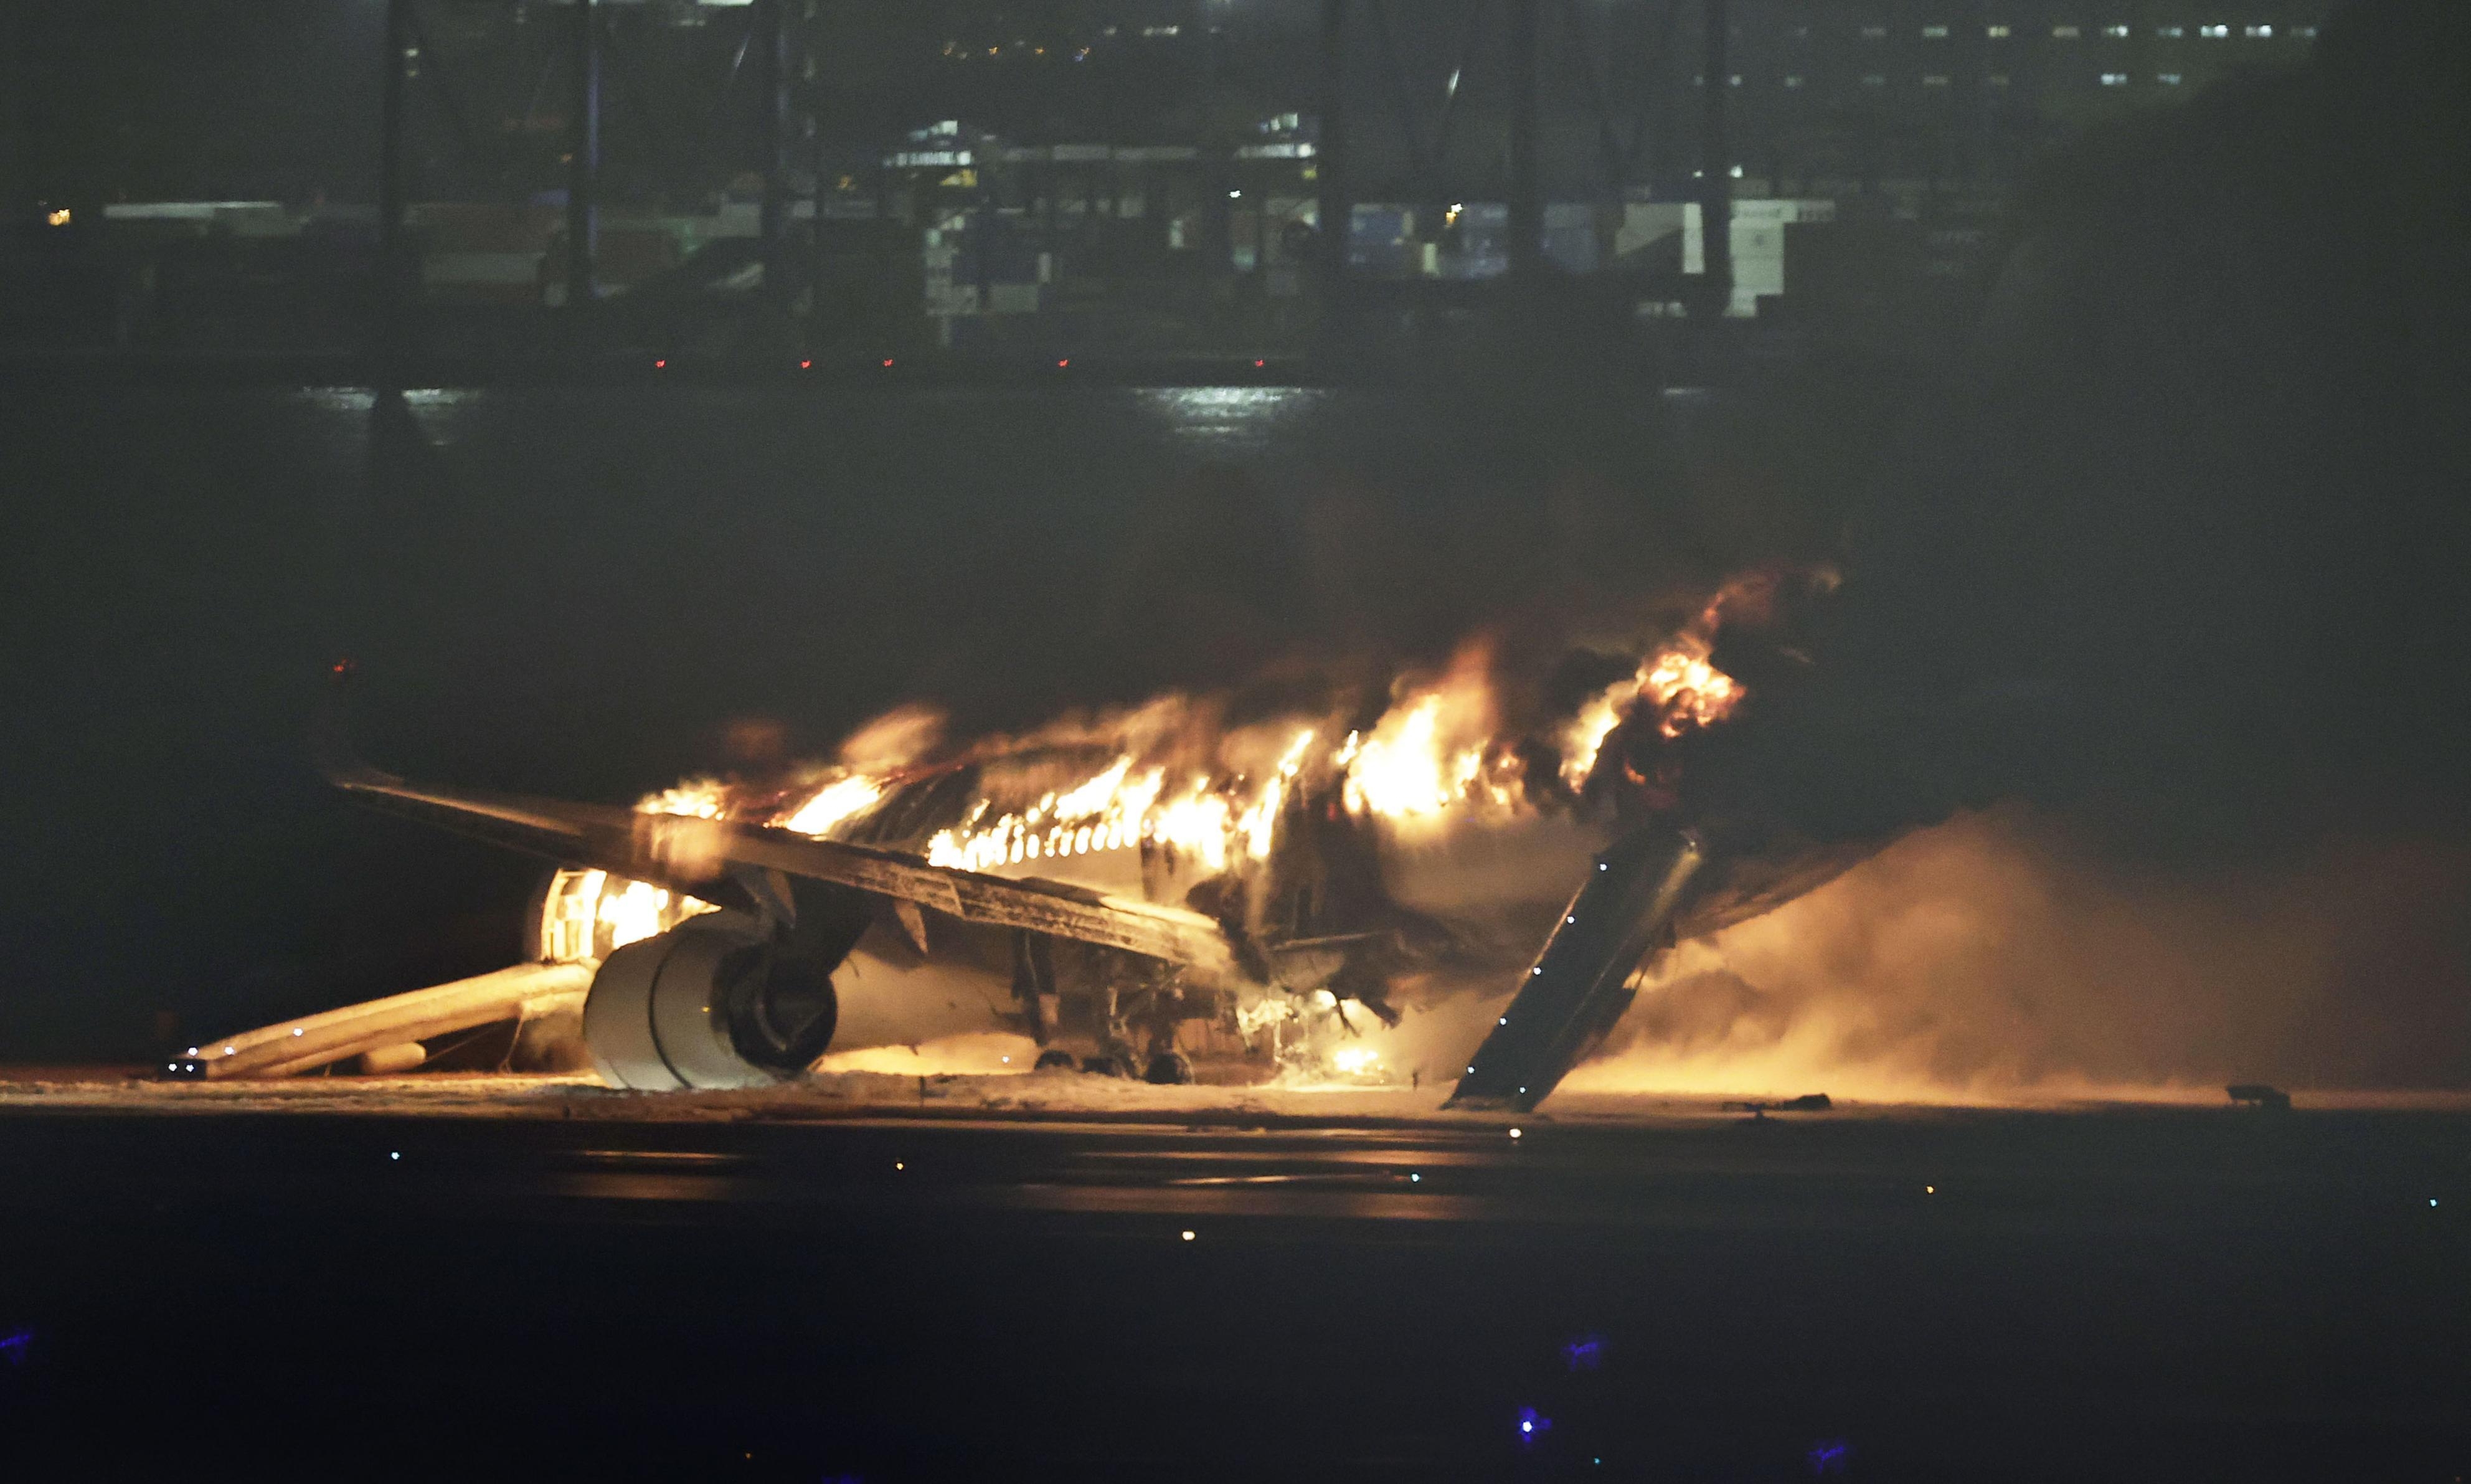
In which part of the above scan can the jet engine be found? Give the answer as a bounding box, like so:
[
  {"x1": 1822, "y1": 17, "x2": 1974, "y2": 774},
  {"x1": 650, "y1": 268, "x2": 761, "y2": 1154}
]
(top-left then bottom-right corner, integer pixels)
[{"x1": 580, "y1": 914, "x2": 841, "y2": 1090}]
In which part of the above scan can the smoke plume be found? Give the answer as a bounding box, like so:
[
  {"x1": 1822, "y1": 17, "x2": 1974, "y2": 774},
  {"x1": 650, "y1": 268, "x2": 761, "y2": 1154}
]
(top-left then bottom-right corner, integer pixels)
[{"x1": 1567, "y1": 808, "x2": 2471, "y2": 1101}]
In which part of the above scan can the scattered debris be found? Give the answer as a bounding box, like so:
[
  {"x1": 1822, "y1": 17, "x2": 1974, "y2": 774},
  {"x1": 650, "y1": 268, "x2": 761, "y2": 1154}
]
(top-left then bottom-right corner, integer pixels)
[
  {"x1": 1722, "y1": 1093, "x2": 1833, "y2": 1118},
  {"x1": 2226, "y1": 1084, "x2": 2291, "y2": 1111}
]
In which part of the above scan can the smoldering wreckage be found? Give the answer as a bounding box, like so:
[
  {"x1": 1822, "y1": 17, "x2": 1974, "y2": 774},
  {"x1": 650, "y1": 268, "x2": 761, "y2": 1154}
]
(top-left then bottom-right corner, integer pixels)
[{"x1": 175, "y1": 567, "x2": 2015, "y2": 1111}]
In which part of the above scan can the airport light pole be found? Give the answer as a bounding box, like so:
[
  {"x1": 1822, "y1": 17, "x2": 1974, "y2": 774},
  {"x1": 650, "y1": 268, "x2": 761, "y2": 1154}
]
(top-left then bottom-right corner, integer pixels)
[
  {"x1": 566, "y1": 0, "x2": 600, "y2": 307},
  {"x1": 1696, "y1": 0, "x2": 1733, "y2": 318}
]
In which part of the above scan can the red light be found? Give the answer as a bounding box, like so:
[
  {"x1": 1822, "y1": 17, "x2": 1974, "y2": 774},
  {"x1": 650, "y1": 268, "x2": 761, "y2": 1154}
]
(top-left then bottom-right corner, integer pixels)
[
  {"x1": 882, "y1": 358, "x2": 895, "y2": 369},
  {"x1": 800, "y1": 359, "x2": 812, "y2": 369},
  {"x1": 654, "y1": 359, "x2": 666, "y2": 369},
  {"x1": 1057, "y1": 358, "x2": 1070, "y2": 368},
  {"x1": 1254, "y1": 359, "x2": 1265, "y2": 368}
]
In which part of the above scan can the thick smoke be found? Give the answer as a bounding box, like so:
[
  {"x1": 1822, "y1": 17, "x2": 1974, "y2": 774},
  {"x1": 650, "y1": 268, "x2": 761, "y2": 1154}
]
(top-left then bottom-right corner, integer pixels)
[
  {"x1": 1567, "y1": 809, "x2": 2471, "y2": 1101},
  {"x1": 683, "y1": 4, "x2": 2471, "y2": 1103},
  {"x1": 1557, "y1": 0, "x2": 2471, "y2": 1102}
]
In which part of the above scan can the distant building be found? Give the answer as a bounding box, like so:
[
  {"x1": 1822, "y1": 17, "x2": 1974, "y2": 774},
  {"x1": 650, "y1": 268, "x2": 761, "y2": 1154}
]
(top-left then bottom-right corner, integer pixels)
[{"x1": 1707, "y1": 0, "x2": 2335, "y2": 190}]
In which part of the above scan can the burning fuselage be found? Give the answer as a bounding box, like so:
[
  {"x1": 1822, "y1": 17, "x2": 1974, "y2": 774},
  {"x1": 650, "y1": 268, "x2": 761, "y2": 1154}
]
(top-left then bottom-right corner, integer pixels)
[
  {"x1": 293, "y1": 565, "x2": 1893, "y2": 1107},
  {"x1": 539, "y1": 580, "x2": 1789, "y2": 1093}
]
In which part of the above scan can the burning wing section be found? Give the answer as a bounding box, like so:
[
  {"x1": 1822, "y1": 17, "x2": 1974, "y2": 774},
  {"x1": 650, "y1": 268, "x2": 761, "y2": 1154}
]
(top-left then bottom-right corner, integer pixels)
[
  {"x1": 323, "y1": 752, "x2": 1238, "y2": 975},
  {"x1": 212, "y1": 732, "x2": 1250, "y2": 1087}
]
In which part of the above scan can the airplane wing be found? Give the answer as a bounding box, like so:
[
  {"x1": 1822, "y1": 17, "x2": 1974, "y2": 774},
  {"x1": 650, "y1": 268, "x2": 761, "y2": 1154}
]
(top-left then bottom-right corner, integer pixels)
[{"x1": 314, "y1": 700, "x2": 1236, "y2": 978}]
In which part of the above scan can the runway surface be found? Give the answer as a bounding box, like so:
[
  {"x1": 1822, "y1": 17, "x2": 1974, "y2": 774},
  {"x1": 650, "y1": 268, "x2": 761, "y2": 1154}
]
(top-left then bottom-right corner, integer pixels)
[{"x1": 0, "y1": 1079, "x2": 2464, "y2": 1479}]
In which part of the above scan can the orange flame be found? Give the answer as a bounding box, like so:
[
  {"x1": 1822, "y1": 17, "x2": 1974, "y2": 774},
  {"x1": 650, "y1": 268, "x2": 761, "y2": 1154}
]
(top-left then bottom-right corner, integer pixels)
[
  {"x1": 1556, "y1": 609, "x2": 1748, "y2": 791},
  {"x1": 633, "y1": 610, "x2": 1749, "y2": 884}
]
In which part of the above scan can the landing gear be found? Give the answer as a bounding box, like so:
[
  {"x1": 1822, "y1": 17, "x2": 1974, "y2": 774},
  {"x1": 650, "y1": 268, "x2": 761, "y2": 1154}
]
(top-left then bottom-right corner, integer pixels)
[
  {"x1": 1032, "y1": 1048, "x2": 1079, "y2": 1072},
  {"x1": 1143, "y1": 1051, "x2": 1194, "y2": 1085}
]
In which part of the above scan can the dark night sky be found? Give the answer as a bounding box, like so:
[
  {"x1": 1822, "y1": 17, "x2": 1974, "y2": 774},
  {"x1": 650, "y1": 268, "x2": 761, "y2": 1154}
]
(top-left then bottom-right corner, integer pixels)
[{"x1": 12, "y1": 2, "x2": 389, "y2": 206}]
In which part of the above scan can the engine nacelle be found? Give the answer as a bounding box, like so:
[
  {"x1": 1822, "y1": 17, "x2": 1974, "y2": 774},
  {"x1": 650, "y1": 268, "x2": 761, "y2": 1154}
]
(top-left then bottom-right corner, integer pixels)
[{"x1": 581, "y1": 915, "x2": 839, "y2": 1090}]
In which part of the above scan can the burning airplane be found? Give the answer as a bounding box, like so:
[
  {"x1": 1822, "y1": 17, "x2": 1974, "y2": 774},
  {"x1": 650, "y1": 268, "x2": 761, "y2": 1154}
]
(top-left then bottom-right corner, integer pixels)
[{"x1": 175, "y1": 567, "x2": 1950, "y2": 1111}]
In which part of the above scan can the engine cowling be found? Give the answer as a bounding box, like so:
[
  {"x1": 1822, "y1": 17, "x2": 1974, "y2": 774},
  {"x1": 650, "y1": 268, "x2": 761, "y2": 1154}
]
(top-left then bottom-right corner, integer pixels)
[{"x1": 581, "y1": 915, "x2": 839, "y2": 1090}]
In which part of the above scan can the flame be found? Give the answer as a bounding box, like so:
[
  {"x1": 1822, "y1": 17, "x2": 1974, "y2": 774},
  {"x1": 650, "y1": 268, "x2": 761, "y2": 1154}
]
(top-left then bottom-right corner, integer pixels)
[
  {"x1": 1331, "y1": 1044, "x2": 1381, "y2": 1075},
  {"x1": 601, "y1": 879, "x2": 676, "y2": 948},
  {"x1": 925, "y1": 759, "x2": 1173, "y2": 871},
  {"x1": 1341, "y1": 647, "x2": 1498, "y2": 821},
  {"x1": 919, "y1": 725, "x2": 1323, "y2": 876},
  {"x1": 538, "y1": 867, "x2": 716, "y2": 962},
  {"x1": 1345, "y1": 697, "x2": 1443, "y2": 816},
  {"x1": 1236, "y1": 729, "x2": 1315, "y2": 861},
  {"x1": 1556, "y1": 622, "x2": 1747, "y2": 791},
  {"x1": 1561, "y1": 684, "x2": 1630, "y2": 790},
  {"x1": 780, "y1": 773, "x2": 884, "y2": 836},
  {"x1": 627, "y1": 588, "x2": 1757, "y2": 889},
  {"x1": 1641, "y1": 630, "x2": 1741, "y2": 738},
  {"x1": 640, "y1": 778, "x2": 730, "y2": 818}
]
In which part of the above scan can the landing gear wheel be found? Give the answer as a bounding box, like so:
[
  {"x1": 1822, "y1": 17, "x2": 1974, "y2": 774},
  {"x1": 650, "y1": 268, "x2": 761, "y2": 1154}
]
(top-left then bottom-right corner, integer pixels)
[
  {"x1": 1143, "y1": 1051, "x2": 1194, "y2": 1085},
  {"x1": 1033, "y1": 1048, "x2": 1078, "y2": 1072},
  {"x1": 1080, "y1": 1054, "x2": 1132, "y2": 1077}
]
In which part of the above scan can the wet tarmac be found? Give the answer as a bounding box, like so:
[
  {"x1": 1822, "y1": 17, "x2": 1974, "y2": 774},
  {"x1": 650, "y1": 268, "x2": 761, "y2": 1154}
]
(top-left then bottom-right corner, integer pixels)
[{"x1": 0, "y1": 1086, "x2": 2464, "y2": 1479}]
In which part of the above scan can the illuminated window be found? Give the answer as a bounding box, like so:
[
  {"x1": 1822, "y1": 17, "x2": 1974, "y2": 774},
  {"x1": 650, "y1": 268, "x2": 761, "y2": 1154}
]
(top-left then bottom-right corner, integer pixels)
[
  {"x1": 2294, "y1": 24, "x2": 2317, "y2": 37},
  {"x1": 1861, "y1": 25, "x2": 1888, "y2": 39},
  {"x1": 1922, "y1": 24, "x2": 1949, "y2": 37},
  {"x1": 2100, "y1": 70, "x2": 2128, "y2": 84},
  {"x1": 2103, "y1": 24, "x2": 2130, "y2": 37},
  {"x1": 2200, "y1": 24, "x2": 2229, "y2": 37},
  {"x1": 1923, "y1": 73, "x2": 1951, "y2": 85},
  {"x1": 2052, "y1": 24, "x2": 2081, "y2": 38},
  {"x1": 1790, "y1": 24, "x2": 1812, "y2": 39},
  {"x1": 1988, "y1": 72, "x2": 2012, "y2": 85},
  {"x1": 1862, "y1": 73, "x2": 1887, "y2": 86},
  {"x1": 1729, "y1": 73, "x2": 1742, "y2": 85},
  {"x1": 1784, "y1": 73, "x2": 1805, "y2": 87},
  {"x1": 2244, "y1": 23, "x2": 2272, "y2": 37},
  {"x1": 2157, "y1": 24, "x2": 2185, "y2": 37},
  {"x1": 2158, "y1": 72, "x2": 2183, "y2": 82}
]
